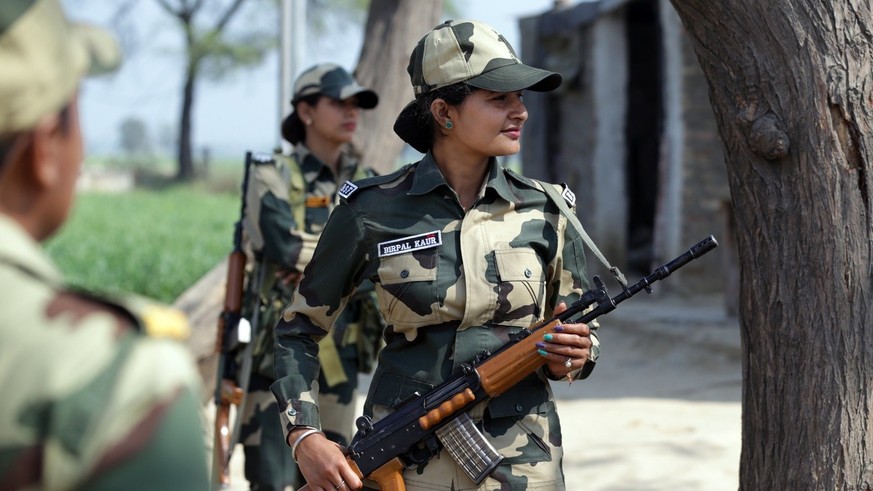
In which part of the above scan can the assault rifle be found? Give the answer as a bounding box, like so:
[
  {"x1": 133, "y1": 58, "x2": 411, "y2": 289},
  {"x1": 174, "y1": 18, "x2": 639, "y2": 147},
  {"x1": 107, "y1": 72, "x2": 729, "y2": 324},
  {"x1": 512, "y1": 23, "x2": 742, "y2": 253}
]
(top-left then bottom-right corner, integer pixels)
[
  {"x1": 211, "y1": 152, "x2": 259, "y2": 489},
  {"x1": 303, "y1": 235, "x2": 718, "y2": 491}
]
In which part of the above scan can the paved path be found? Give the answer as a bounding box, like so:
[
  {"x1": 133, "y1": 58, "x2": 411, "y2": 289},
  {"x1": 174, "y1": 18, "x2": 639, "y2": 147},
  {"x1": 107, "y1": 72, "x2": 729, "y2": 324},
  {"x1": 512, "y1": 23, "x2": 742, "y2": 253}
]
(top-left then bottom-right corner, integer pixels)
[{"x1": 556, "y1": 292, "x2": 742, "y2": 490}]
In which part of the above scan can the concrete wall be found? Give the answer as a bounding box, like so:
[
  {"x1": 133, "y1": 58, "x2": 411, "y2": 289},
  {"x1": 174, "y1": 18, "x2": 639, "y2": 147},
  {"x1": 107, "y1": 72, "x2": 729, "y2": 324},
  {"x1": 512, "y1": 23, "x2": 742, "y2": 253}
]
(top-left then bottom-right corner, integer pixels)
[
  {"x1": 520, "y1": 0, "x2": 731, "y2": 293},
  {"x1": 653, "y1": 0, "x2": 684, "y2": 267},
  {"x1": 520, "y1": 4, "x2": 629, "y2": 276},
  {"x1": 589, "y1": 12, "x2": 629, "y2": 268}
]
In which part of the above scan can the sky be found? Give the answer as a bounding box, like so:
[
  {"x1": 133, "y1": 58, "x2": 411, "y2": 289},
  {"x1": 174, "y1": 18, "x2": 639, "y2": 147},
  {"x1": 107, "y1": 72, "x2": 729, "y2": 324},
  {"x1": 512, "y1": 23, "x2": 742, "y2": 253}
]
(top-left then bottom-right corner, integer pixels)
[{"x1": 65, "y1": 0, "x2": 558, "y2": 159}]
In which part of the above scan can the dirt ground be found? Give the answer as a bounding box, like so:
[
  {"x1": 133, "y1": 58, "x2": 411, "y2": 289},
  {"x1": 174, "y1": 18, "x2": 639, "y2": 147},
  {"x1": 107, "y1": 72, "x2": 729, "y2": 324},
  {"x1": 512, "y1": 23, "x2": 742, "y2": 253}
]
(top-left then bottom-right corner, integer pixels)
[{"x1": 215, "y1": 291, "x2": 743, "y2": 491}]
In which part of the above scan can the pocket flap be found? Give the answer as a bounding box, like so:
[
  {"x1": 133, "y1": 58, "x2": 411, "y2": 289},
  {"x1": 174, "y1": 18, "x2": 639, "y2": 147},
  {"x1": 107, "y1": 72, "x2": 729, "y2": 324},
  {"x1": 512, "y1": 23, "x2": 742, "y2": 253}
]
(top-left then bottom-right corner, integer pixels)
[
  {"x1": 378, "y1": 252, "x2": 438, "y2": 285},
  {"x1": 486, "y1": 375, "x2": 552, "y2": 419},
  {"x1": 494, "y1": 249, "x2": 544, "y2": 282},
  {"x1": 369, "y1": 372, "x2": 435, "y2": 408}
]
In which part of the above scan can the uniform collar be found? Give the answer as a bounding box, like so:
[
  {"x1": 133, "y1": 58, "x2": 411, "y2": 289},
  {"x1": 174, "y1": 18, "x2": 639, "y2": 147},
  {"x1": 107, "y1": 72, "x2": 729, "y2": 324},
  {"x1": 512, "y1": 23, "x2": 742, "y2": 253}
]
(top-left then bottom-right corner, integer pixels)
[
  {"x1": 293, "y1": 143, "x2": 357, "y2": 179},
  {"x1": 409, "y1": 153, "x2": 518, "y2": 204},
  {"x1": 408, "y1": 152, "x2": 447, "y2": 196},
  {"x1": 0, "y1": 214, "x2": 62, "y2": 285}
]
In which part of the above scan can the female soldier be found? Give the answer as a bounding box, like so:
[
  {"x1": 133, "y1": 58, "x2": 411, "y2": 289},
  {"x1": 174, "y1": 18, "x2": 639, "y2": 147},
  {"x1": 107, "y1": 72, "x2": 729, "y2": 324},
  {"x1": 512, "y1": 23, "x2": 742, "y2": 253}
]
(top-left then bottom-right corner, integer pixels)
[
  {"x1": 240, "y1": 64, "x2": 383, "y2": 490},
  {"x1": 272, "y1": 20, "x2": 596, "y2": 490}
]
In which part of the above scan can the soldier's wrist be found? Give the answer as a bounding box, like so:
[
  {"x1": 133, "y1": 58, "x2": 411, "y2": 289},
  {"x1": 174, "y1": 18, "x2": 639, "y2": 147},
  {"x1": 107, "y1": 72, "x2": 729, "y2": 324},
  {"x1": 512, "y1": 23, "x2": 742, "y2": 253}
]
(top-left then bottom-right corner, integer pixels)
[
  {"x1": 286, "y1": 425, "x2": 317, "y2": 446},
  {"x1": 289, "y1": 427, "x2": 322, "y2": 462}
]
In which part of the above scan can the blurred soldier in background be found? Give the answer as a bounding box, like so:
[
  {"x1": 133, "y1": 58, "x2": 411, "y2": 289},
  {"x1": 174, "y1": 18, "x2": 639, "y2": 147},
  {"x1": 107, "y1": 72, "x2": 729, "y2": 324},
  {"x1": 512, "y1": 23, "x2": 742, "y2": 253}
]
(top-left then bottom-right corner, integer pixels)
[
  {"x1": 0, "y1": 1, "x2": 210, "y2": 489},
  {"x1": 238, "y1": 63, "x2": 384, "y2": 490}
]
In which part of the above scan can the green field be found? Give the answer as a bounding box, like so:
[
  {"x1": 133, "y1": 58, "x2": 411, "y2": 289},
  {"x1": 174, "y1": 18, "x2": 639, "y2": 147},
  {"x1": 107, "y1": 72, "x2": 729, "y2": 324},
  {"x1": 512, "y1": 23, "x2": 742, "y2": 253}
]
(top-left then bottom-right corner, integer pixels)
[{"x1": 45, "y1": 185, "x2": 240, "y2": 304}]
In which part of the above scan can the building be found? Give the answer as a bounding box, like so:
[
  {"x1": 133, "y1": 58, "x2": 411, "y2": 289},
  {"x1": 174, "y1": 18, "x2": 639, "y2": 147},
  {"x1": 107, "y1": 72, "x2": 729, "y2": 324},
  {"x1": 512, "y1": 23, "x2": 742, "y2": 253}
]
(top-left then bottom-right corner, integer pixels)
[{"x1": 519, "y1": 0, "x2": 736, "y2": 308}]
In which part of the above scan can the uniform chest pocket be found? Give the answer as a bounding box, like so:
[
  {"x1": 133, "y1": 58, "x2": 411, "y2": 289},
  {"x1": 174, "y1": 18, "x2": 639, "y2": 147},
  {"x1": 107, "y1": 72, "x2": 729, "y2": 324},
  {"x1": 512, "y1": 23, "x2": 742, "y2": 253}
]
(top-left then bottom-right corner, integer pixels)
[
  {"x1": 492, "y1": 248, "x2": 546, "y2": 328},
  {"x1": 376, "y1": 251, "x2": 439, "y2": 327}
]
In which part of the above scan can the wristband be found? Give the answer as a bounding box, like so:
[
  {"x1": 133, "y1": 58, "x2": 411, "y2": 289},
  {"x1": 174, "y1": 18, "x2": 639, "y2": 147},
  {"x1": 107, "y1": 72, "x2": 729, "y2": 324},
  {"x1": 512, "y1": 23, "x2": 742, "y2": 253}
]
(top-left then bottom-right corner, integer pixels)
[{"x1": 291, "y1": 428, "x2": 322, "y2": 462}]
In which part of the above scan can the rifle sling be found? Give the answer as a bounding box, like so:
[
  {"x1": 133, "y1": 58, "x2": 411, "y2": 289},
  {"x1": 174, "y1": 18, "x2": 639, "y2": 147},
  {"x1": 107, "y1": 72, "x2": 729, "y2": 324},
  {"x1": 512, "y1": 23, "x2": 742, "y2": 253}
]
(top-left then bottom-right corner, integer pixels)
[{"x1": 538, "y1": 181, "x2": 628, "y2": 288}]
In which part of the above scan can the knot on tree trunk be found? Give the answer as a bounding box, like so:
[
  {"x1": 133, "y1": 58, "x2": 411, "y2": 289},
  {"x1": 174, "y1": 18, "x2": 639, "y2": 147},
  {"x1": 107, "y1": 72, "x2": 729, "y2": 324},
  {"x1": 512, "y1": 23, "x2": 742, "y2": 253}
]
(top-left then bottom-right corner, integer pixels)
[{"x1": 748, "y1": 113, "x2": 790, "y2": 160}]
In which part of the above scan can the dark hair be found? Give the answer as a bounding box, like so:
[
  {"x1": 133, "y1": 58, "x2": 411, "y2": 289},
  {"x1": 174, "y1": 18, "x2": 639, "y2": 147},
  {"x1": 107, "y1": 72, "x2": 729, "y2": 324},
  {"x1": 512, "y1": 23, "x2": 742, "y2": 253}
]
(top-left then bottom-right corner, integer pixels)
[
  {"x1": 412, "y1": 83, "x2": 475, "y2": 150},
  {"x1": 281, "y1": 94, "x2": 322, "y2": 145}
]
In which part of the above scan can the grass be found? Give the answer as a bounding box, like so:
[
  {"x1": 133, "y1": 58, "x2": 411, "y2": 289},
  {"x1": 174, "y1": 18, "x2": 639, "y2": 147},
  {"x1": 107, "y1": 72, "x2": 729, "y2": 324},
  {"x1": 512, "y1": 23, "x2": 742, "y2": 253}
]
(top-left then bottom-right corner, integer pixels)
[{"x1": 45, "y1": 184, "x2": 241, "y2": 304}]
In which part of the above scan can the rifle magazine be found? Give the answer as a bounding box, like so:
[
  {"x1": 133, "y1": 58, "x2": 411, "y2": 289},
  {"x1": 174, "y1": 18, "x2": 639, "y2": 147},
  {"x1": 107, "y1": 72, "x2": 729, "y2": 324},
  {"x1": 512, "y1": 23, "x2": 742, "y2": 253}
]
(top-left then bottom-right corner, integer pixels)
[{"x1": 435, "y1": 412, "x2": 503, "y2": 485}]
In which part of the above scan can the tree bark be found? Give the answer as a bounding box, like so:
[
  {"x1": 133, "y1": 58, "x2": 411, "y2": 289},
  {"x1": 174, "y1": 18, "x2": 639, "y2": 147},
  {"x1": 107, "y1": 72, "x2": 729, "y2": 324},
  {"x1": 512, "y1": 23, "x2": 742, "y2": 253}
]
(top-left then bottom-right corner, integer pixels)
[
  {"x1": 352, "y1": 0, "x2": 443, "y2": 175},
  {"x1": 177, "y1": 60, "x2": 198, "y2": 181},
  {"x1": 667, "y1": 0, "x2": 873, "y2": 488}
]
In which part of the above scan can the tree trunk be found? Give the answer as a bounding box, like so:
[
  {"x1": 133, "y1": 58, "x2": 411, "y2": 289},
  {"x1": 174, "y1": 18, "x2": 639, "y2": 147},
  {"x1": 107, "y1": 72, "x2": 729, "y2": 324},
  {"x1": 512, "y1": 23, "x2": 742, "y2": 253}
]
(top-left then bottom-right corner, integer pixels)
[
  {"x1": 177, "y1": 60, "x2": 197, "y2": 181},
  {"x1": 352, "y1": 0, "x2": 442, "y2": 175},
  {"x1": 667, "y1": 0, "x2": 873, "y2": 488}
]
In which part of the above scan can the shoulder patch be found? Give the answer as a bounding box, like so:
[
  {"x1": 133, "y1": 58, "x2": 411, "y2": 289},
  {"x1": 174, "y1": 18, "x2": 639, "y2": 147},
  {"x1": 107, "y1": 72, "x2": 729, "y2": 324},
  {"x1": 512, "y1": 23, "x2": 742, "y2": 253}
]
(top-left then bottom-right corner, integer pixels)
[
  {"x1": 561, "y1": 184, "x2": 576, "y2": 207},
  {"x1": 338, "y1": 180, "x2": 358, "y2": 199},
  {"x1": 339, "y1": 163, "x2": 414, "y2": 202},
  {"x1": 251, "y1": 151, "x2": 275, "y2": 165}
]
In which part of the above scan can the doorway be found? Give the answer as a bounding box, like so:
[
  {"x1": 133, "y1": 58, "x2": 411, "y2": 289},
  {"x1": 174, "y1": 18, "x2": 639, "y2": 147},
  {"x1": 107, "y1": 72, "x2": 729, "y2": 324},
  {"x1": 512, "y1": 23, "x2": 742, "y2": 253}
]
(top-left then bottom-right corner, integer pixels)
[{"x1": 624, "y1": 0, "x2": 663, "y2": 274}]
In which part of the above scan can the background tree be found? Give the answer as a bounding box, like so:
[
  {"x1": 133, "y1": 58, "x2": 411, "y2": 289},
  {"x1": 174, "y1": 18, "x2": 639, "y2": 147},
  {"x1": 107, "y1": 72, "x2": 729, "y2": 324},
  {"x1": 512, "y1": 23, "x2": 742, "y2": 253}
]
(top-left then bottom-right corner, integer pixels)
[
  {"x1": 154, "y1": 0, "x2": 274, "y2": 181},
  {"x1": 667, "y1": 0, "x2": 872, "y2": 488},
  {"x1": 119, "y1": 116, "x2": 153, "y2": 159},
  {"x1": 352, "y1": 0, "x2": 443, "y2": 174}
]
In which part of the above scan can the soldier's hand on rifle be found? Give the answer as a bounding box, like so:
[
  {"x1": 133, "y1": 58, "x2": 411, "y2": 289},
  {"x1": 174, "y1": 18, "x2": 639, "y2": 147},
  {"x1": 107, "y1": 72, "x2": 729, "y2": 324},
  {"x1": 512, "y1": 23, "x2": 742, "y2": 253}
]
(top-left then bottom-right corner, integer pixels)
[
  {"x1": 538, "y1": 301, "x2": 593, "y2": 379},
  {"x1": 288, "y1": 428, "x2": 363, "y2": 490}
]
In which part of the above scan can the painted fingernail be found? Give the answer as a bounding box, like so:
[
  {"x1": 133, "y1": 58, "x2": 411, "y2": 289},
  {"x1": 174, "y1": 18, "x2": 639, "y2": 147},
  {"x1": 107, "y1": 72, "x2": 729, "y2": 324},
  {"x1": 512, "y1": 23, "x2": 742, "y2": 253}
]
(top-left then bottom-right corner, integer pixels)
[
  {"x1": 554, "y1": 325, "x2": 565, "y2": 332},
  {"x1": 544, "y1": 334, "x2": 553, "y2": 341},
  {"x1": 537, "y1": 349, "x2": 548, "y2": 357},
  {"x1": 536, "y1": 342, "x2": 546, "y2": 349}
]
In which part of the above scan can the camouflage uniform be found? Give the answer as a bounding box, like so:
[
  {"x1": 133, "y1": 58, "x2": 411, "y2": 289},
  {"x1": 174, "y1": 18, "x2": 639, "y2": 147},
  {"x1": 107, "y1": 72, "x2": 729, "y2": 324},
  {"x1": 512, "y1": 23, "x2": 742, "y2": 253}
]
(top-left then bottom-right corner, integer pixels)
[
  {"x1": 0, "y1": 2, "x2": 210, "y2": 490},
  {"x1": 239, "y1": 145, "x2": 382, "y2": 490},
  {"x1": 0, "y1": 213, "x2": 210, "y2": 490},
  {"x1": 272, "y1": 153, "x2": 596, "y2": 490}
]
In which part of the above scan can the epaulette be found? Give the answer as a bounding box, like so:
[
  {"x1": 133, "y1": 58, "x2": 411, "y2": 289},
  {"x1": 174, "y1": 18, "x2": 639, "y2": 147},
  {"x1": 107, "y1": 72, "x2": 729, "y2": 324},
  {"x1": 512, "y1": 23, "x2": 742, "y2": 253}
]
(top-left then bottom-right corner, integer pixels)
[
  {"x1": 338, "y1": 163, "x2": 413, "y2": 202},
  {"x1": 505, "y1": 168, "x2": 577, "y2": 208},
  {"x1": 68, "y1": 287, "x2": 191, "y2": 341},
  {"x1": 503, "y1": 167, "x2": 542, "y2": 190}
]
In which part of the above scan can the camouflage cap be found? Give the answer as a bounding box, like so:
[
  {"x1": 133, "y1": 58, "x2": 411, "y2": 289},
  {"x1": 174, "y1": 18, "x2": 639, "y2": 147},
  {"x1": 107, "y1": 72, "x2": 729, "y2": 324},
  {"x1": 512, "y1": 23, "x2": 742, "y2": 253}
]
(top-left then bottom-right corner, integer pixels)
[
  {"x1": 407, "y1": 19, "x2": 561, "y2": 96},
  {"x1": 394, "y1": 19, "x2": 562, "y2": 152},
  {"x1": 291, "y1": 63, "x2": 378, "y2": 109},
  {"x1": 0, "y1": 0, "x2": 121, "y2": 134},
  {"x1": 282, "y1": 63, "x2": 378, "y2": 144}
]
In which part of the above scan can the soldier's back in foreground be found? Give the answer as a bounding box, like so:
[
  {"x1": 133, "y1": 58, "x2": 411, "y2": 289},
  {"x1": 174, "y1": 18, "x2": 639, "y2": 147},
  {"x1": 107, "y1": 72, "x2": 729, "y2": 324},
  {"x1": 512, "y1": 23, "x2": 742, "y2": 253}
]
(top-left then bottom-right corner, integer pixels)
[{"x1": 0, "y1": 1, "x2": 209, "y2": 489}]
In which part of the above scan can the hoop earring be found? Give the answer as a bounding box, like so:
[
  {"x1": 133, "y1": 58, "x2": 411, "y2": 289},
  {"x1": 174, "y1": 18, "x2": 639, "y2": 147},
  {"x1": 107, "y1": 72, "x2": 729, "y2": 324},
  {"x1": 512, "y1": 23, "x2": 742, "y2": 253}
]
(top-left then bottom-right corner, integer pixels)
[{"x1": 445, "y1": 120, "x2": 453, "y2": 129}]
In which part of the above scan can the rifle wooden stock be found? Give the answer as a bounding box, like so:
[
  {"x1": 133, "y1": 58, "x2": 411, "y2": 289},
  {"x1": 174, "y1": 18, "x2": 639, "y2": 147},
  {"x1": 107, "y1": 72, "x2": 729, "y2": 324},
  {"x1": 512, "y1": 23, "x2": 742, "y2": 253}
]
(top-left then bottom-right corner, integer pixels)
[
  {"x1": 212, "y1": 249, "x2": 247, "y2": 487},
  {"x1": 477, "y1": 319, "x2": 562, "y2": 396},
  {"x1": 211, "y1": 152, "x2": 255, "y2": 489},
  {"x1": 413, "y1": 318, "x2": 565, "y2": 434},
  {"x1": 297, "y1": 457, "x2": 403, "y2": 491},
  {"x1": 216, "y1": 250, "x2": 246, "y2": 350}
]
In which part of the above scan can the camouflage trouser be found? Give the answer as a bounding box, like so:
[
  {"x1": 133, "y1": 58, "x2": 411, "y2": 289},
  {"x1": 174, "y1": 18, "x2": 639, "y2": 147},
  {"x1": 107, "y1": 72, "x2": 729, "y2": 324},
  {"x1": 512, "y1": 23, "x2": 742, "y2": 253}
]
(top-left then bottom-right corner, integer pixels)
[{"x1": 240, "y1": 341, "x2": 360, "y2": 490}]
